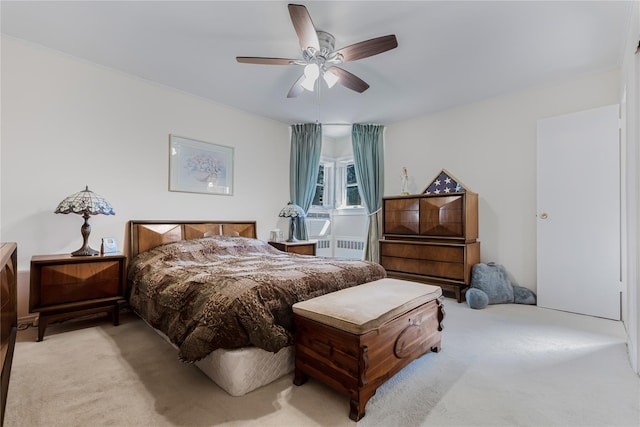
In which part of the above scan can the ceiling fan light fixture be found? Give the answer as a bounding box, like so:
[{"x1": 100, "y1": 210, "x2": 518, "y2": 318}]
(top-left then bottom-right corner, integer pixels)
[
  {"x1": 301, "y1": 63, "x2": 320, "y2": 91},
  {"x1": 323, "y1": 69, "x2": 339, "y2": 88},
  {"x1": 301, "y1": 75, "x2": 317, "y2": 92},
  {"x1": 303, "y1": 63, "x2": 320, "y2": 79}
]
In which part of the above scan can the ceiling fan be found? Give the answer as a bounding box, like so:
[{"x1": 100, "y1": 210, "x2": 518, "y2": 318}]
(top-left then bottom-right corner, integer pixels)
[{"x1": 236, "y1": 3, "x2": 398, "y2": 98}]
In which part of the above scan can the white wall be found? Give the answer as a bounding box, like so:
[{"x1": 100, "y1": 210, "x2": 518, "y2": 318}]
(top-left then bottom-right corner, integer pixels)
[
  {"x1": 1, "y1": 37, "x2": 290, "y2": 317},
  {"x1": 385, "y1": 69, "x2": 620, "y2": 291}
]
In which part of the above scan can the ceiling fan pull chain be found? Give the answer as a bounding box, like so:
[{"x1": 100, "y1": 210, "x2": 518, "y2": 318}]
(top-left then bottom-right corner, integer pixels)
[{"x1": 316, "y1": 80, "x2": 321, "y2": 122}]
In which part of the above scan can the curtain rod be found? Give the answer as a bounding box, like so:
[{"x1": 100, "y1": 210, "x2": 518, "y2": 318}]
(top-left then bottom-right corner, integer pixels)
[
  {"x1": 291, "y1": 123, "x2": 385, "y2": 126},
  {"x1": 323, "y1": 123, "x2": 385, "y2": 126}
]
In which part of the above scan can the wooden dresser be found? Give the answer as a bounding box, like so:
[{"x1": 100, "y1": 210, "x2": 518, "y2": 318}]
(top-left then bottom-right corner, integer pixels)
[
  {"x1": 1, "y1": 242, "x2": 17, "y2": 426},
  {"x1": 379, "y1": 191, "x2": 480, "y2": 302}
]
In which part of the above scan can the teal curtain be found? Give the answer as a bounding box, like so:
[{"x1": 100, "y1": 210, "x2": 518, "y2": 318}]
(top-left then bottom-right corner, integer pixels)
[
  {"x1": 290, "y1": 123, "x2": 322, "y2": 240},
  {"x1": 352, "y1": 124, "x2": 384, "y2": 262}
]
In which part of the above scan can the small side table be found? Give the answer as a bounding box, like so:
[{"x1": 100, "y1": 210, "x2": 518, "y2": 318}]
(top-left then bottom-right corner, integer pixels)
[
  {"x1": 269, "y1": 241, "x2": 317, "y2": 256},
  {"x1": 30, "y1": 253, "x2": 126, "y2": 341}
]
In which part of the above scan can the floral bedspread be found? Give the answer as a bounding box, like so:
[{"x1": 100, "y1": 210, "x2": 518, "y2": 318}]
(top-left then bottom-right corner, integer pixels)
[{"x1": 128, "y1": 236, "x2": 386, "y2": 362}]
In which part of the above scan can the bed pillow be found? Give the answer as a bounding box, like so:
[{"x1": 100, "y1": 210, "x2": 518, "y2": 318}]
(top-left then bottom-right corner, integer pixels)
[{"x1": 191, "y1": 236, "x2": 279, "y2": 256}]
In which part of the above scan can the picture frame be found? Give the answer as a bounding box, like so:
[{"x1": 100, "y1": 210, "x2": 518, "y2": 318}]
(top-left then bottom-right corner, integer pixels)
[{"x1": 169, "y1": 135, "x2": 234, "y2": 195}]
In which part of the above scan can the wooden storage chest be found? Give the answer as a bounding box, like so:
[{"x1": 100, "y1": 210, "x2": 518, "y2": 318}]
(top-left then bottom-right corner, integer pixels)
[{"x1": 292, "y1": 278, "x2": 445, "y2": 421}]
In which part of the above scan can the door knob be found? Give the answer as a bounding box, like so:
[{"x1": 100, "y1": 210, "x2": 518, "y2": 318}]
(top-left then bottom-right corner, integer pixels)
[{"x1": 540, "y1": 213, "x2": 548, "y2": 219}]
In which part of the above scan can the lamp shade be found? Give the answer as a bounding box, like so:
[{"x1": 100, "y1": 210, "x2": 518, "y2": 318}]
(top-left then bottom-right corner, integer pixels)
[
  {"x1": 278, "y1": 202, "x2": 306, "y2": 218},
  {"x1": 55, "y1": 186, "x2": 115, "y2": 216},
  {"x1": 55, "y1": 186, "x2": 115, "y2": 256}
]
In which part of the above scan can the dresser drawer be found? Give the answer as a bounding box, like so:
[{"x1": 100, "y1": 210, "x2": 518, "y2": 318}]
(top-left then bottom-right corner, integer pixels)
[
  {"x1": 419, "y1": 195, "x2": 464, "y2": 237},
  {"x1": 381, "y1": 255, "x2": 465, "y2": 280},
  {"x1": 379, "y1": 240, "x2": 477, "y2": 282},
  {"x1": 380, "y1": 241, "x2": 464, "y2": 263},
  {"x1": 383, "y1": 198, "x2": 419, "y2": 234},
  {"x1": 30, "y1": 255, "x2": 126, "y2": 312},
  {"x1": 37, "y1": 261, "x2": 122, "y2": 307}
]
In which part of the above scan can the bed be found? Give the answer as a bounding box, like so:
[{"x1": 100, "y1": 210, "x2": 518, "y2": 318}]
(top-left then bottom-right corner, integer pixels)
[{"x1": 127, "y1": 220, "x2": 386, "y2": 395}]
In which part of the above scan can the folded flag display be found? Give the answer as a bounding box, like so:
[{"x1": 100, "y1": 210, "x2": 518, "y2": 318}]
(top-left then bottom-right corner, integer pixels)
[{"x1": 423, "y1": 169, "x2": 468, "y2": 194}]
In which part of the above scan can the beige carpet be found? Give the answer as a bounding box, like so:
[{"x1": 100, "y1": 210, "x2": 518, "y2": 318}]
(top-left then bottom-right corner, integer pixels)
[{"x1": 4, "y1": 301, "x2": 640, "y2": 427}]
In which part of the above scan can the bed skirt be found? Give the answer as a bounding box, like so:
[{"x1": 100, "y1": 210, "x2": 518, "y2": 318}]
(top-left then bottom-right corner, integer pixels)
[
  {"x1": 195, "y1": 346, "x2": 294, "y2": 396},
  {"x1": 146, "y1": 318, "x2": 294, "y2": 396}
]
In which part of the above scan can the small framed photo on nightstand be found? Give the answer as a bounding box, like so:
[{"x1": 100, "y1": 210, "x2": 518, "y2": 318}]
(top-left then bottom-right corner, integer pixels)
[{"x1": 101, "y1": 237, "x2": 117, "y2": 254}]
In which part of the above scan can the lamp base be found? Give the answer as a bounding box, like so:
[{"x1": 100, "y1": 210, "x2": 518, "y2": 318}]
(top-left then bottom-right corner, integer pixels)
[
  {"x1": 71, "y1": 246, "x2": 99, "y2": 257},
  {"x1": 71, "y1": 212, "x2": 99, "y2": 256},
  {"x1": 287, "y1": 217, "x2": 299, "y2": 243}
]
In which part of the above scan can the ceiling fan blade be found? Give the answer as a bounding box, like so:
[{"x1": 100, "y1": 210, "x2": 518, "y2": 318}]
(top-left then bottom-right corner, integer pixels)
[
  {"x1": 236, "y1": 57, "x2": 296, "y2": 65},
  {"x1": 288, "y1": 4, "x2": 320, "y2": 51},
  {"x1": 335, "y1": 35, "x2": 398, "y2": 62},
  {"x1": 328, "y1": 66, "x2": 370, "y2": 93},
  {"x1": 287, "y1": 74, "x2": 306, "y2": 98}
]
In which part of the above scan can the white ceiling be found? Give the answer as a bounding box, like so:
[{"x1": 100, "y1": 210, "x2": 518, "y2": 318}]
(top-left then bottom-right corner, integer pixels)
[{"x1": 1, "y1": 1, "x2": 633, "y2": 136}]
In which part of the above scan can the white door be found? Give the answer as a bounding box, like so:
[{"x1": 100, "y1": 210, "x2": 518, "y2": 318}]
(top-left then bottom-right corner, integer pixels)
[{"x1": 537, "y1": 104, "x2": 620, "y2": 320}]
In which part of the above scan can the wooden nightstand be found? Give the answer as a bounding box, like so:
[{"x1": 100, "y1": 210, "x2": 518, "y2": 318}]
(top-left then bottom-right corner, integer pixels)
[
  {"x1": 268, "y1": 241, "x2": 317, "y2": 256},
  {"x1": 30, "y1": 253, "x2": 126, "y2": 341}
]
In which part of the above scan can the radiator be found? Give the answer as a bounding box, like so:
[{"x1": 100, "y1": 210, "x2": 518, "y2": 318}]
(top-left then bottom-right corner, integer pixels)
[
  {"x1": 334, "y1": 236, "x2": 365, "y2": 260},
  {"x1": 307, "y1": 216, "x2": 365, "y2": 259},
  {"x1": 315, "y1": 239, "x2": 332, "y2": 257},
  {"x1": 308, "y1": 215, "x2": 332, "y2": 257}
]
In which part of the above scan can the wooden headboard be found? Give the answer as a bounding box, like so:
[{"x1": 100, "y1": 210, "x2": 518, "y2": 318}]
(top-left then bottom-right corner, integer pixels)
[{"x1": 128, "y1": 220, "x2": 257, "y2": 258}]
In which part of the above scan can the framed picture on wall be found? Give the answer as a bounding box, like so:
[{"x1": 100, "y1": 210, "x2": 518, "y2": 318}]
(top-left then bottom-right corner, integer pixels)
[{"x1": 169, "y1": 135, "x2": 234, "y2": 195}]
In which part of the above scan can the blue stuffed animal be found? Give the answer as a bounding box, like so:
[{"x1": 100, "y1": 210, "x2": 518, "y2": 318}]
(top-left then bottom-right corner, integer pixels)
[{"x1": 466, "y1": 262, "x2": 536, "y2": 309}]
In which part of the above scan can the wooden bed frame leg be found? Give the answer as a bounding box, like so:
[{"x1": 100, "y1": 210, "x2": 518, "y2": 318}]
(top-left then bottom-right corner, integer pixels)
[
  {"x1": 111, "y1": 304, "x2": 120, "y2": 326},
  {"x1": 293, "y1": 368, "x2": 308, "y2": 386}
]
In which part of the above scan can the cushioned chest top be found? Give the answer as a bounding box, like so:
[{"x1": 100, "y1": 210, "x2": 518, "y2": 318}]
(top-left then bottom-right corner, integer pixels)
[{"x1": 292, "y1": 278, "x2": 442, "y2": 335}]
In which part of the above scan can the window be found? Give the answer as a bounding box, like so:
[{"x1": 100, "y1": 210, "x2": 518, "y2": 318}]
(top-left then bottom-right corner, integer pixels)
[
  {"x1": 312, "y1": 160, "x2": 334, "y2": 208},
  {"x1": 312, "y1": 164, "x2": 324, "y2": 206},
  {"x1": 311, "y1": 158, "x2": 362, "y2": 209},
  {"x1": 345, "y1": 163, "x2": 361, "y2": 207},
  {"x1": 335, "y1": 159, "x2": 361, "y2": 209}
]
